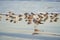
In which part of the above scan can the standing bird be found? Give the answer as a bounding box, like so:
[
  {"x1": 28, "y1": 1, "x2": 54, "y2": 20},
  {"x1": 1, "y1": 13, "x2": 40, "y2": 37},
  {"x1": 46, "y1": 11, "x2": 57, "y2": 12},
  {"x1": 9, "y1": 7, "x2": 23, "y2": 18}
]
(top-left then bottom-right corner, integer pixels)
[
  {"x1": 18, "y1": 14, "x2": 23, "y2": 21},
  {"x1": 27, "y1": 14, "x2": 33, "y2": 24},
  {"x1": 24, "y1": 13, "x2": 29, "y2": 19},
  {"x1": 43, "y1": 13, "x2": 48, "y2": 22},
  {"x1": 5, "y1": 14, "x2": 9, "y2": 21}
]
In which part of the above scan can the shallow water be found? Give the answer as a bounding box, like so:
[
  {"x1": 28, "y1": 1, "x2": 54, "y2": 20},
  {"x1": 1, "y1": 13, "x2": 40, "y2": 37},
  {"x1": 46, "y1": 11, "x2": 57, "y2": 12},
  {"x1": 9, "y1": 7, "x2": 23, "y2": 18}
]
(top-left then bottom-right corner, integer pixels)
[{"x1": 0, "y1": 32, "x2": 60, "y2": 40}]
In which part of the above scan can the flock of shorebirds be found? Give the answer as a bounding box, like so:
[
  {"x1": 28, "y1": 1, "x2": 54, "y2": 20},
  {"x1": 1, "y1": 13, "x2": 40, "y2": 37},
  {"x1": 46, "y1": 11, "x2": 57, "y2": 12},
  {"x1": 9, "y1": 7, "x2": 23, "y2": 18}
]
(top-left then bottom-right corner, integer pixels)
[
  {"x1": 0, "y1": 11, "x2": 59, "y2": 23},
  {"x1": 0, "y1": 11, "x2": 60, "y2": 35}
]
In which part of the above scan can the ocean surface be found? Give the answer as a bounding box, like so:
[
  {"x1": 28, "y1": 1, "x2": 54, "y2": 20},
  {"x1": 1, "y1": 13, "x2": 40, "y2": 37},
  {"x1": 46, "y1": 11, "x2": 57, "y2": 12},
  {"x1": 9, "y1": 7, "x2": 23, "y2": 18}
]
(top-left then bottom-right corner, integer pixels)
[{"x1": 0, "y1": 32, "x2": 60, "y2": 40}]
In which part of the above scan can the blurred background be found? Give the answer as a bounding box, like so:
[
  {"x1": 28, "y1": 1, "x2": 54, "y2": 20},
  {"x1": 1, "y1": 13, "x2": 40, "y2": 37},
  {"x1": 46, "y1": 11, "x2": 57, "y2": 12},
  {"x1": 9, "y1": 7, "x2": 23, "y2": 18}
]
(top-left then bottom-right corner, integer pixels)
[{"x1": 0, "y1": 0, "x2": 60, "y2": 40}]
